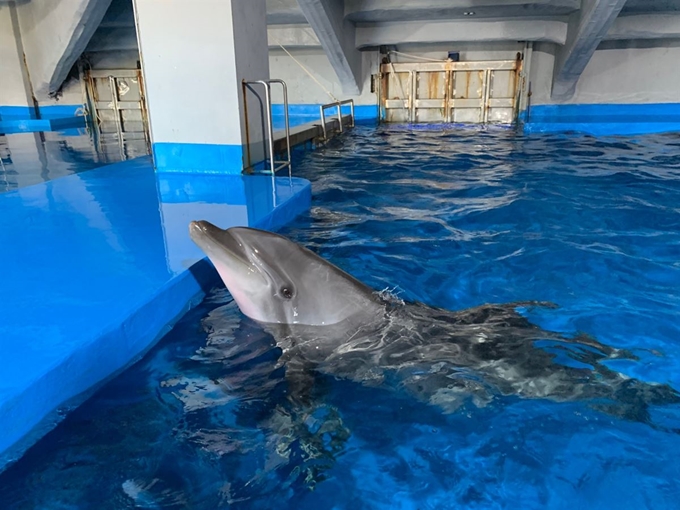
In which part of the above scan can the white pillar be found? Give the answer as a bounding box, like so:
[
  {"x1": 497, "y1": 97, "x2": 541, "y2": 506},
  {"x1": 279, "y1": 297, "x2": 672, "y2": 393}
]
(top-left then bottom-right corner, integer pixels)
[{"x1": 132, "y1": 0, "x2": 270, "y2": 174}]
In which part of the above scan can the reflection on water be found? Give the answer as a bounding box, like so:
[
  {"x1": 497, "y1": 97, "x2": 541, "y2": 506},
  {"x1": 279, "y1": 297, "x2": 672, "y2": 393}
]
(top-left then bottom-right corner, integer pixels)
[{"x1": 0, "y1": 128, "x2": 150, "y2": 193}]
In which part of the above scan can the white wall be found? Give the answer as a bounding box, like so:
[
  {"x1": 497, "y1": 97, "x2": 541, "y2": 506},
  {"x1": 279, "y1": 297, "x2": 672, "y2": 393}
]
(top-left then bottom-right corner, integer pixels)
[
  {"x1": 530, "y1": 40, "x2": 680, "y2": 105},
  {"x1": 0, "y1": 4, "x2": 32, "y2": 108},
  {"x1": 268, "y1": 42, "x2": 524, "y2": 106},
  {"x1": 269, "y1": 47, "x2": 378, "y2": 105},
  {"x1": 41, "y1": 77, "x2": 84, "y2": 108},
  {"x1": 0, "y1": 4, "x2": 84, "y2": 110}
]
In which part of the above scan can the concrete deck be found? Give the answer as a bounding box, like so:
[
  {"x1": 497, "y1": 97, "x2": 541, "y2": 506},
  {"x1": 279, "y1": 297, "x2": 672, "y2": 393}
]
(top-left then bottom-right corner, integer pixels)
[{"x1": 0, "y1": 157, "x2": 311, "y2": 472}]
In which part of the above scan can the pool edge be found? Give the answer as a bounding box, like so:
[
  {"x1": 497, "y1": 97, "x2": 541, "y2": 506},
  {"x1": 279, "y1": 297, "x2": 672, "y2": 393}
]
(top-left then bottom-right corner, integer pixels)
[{"x1": 0, "y1": 163, "x2": 312, "y2": 475}]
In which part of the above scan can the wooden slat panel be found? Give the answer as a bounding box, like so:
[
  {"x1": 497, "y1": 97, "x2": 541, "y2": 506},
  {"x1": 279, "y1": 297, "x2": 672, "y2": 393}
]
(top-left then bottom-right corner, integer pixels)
[
  {"x1": 89, "y1": 69, "x2": 140, "y2": 78},
  {"x1": 384, "y1": 99, "x2": 409, "y2": 109},
  {"x1": 414, "y1": 99, "x2": 446, "y2": 109},
  {"x1": 382, "y1": 60, "x2": 517, "y2": 73},
  {"x1": 95, "y1": 101, "x2": 142, "y2": 110},
  {"x1": 449, "y1": 98, "x2": 483, "y2": 108},
  {"x1": 488, "y1": 98, "x2": 514, "y2": 108}
]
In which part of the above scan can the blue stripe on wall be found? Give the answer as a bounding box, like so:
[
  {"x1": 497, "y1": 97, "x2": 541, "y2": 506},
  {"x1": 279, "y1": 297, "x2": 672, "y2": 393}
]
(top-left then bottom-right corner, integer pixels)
[
  {"x1": 0, "y1": 104, "x2": 82, "y2": 120},
  {"x1": 152, "y1": 142, "x2": 244, "y2": 174},
  {"x1": 271, "y1": 103, "x2": 378, "y2": 121},
  {"x1": 0, "y1": 117, "x2": 86, "y2": 134},
  {"x1": 522, "y1": 103, "x2": 680, "y2": 136}
]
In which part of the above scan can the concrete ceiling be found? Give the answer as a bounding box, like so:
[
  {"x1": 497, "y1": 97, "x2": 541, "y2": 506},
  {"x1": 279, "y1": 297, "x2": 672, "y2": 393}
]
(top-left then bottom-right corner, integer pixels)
[
  {"x1": 266, "y1": 0, "x2": 307, "y2": 24},
  {"x1": 345, "y1": 0, "x2": 580, "y2": 23},
  {"x1": 621, "y1": 0, "x2": 680, "y2": 15},
  {"x1": 267, "y1": 0, "x2": 680, "y2": 26}
]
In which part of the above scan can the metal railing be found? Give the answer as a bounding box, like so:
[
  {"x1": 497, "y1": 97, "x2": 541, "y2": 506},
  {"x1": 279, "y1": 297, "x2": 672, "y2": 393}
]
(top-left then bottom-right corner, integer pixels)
[
  {"x1": 319, "y1": 99, "x2": 355, "y2": 140},
  {"x1": 242, "y1": 78, "x2": 292, "y2": 177}
]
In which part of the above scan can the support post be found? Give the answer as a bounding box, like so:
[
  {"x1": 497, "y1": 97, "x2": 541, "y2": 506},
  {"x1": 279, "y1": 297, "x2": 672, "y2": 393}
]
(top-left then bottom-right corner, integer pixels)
[{"x1": 132, "y1": 0, "x2": 270, "y2": 173}]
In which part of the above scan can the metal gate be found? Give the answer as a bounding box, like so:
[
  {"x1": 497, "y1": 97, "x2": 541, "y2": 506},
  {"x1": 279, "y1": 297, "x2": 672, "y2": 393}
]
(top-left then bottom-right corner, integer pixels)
[
  {"x1": 83, "y1": 68, "x2": 150, "y2": 160},
  {"x1": 379, "y1": 55, "x2": 522, "y2": 124}
]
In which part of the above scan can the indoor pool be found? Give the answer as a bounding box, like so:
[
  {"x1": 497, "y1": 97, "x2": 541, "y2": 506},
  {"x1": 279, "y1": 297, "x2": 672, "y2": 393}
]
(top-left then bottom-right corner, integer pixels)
[{"x1": 1, "y1": 125, "x2": 680, "y2": 509}]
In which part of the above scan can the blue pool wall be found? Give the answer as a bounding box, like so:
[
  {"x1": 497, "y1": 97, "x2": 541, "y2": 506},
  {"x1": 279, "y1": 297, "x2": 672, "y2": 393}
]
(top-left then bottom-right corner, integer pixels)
[
  {"x1": 150, "y1": 104, "x2": 379, "y2": 174},
  {"x1": 5, "y1": 101, "x2": 680, "y2": 139},
  {"x1": 0, "y1": 105, "x2": 85, "y2": 133},
  {"x1": 521, "y1": 103, "x2": 680, "y2": 136},
  {"x1": 0, "y1": 156, "x2": 311, "y2": 473},
  {"x1": 271, "y1": 103, "x2": 379, "y2": 122}
]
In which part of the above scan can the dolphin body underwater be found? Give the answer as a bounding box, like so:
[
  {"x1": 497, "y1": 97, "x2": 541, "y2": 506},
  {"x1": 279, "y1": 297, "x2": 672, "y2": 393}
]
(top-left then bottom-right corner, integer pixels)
[{"x1": 188, "y1": 220, "x2": 680, "y2": 426}]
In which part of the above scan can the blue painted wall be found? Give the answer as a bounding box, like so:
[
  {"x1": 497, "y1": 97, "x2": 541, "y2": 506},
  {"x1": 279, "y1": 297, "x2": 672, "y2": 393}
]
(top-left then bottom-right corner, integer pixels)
[
  {"x1": 0, "y1": 105, "x2": 85, "y2": 133},
  {"x1": 0, "y1": 105, "x2": 81, "y2": 120},
  {"x1": 522, "y1": 103, "x2": 680, "y2": 136}
]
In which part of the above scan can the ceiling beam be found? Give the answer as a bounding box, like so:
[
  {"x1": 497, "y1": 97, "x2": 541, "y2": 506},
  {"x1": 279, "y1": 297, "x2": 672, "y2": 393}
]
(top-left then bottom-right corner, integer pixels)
[
  {"x1": 346, "y1": 0, "x2": 580, "y2": 22},
  {"x1": 16, "y1": 0, "x2": 113, "y2": 99},
  {"x1": 268, "y1": 24, "x2": 321, "y2": 48},
  {"x1": 551, "y1": 0, "x2": 628, "y2": 100},
  {"x1": 355, "y1": 19, "x2": 568, "y2": 49},
  {"x1": 605, "y1": 13, "x2": 680, "y2": 40},
  {"x1": 297, "y1": 0, "x2": 362, "y2": 95}
]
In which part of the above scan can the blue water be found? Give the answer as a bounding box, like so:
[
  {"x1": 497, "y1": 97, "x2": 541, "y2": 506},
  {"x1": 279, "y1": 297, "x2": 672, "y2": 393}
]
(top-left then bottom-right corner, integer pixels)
[{"x1": 2, "y1": 125, "x2": 680, "y2": 508}]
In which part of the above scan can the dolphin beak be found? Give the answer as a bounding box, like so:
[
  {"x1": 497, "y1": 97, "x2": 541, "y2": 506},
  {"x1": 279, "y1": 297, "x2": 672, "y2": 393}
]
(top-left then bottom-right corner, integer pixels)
[
  {"x1": 188, "y1": 220, "x2": 226, "y2": 248},
  {"x1": 188, "y1": 222, "x2": 268, "y2": 313},
  {"x1": 188, "y1": 221, "x2": 248, "y2": 266},
  {"x1": 189, "y1": 220, "x2": 210, "y2": 240}
]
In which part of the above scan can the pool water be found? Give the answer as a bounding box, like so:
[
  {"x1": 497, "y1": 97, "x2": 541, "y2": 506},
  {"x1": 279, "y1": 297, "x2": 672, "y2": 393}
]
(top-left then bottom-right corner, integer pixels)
[
  {"x1": 2, "y1": 125, "x2": 680, "y2": 509},
  {"x1": 0, "y1": 129, "x2": 149, "y2": 192}
]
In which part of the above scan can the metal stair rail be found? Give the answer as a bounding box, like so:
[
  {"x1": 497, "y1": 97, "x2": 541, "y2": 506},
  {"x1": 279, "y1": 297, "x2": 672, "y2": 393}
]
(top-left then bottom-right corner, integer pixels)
[
  {"x1": 320, "y1": 99, "x2": 355, "y2": 140},
  {"x1": 242, "y1": 78, "x2": 292, "y2": 177}
]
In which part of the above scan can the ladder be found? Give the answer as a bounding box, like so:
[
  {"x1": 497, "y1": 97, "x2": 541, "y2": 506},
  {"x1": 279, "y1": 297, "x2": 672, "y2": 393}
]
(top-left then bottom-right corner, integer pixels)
[
  {"x1": 320, "y1": 99, "x2": 355, "y2": 141},
  {"x1": 242, "y1": 78, "x2": 292, "y2": 178}
]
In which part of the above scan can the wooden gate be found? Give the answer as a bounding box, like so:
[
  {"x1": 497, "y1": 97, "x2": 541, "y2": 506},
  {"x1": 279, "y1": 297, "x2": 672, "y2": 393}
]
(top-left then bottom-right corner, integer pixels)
[{"x1": 379, "y1": 56, "x2": 522, "y2": 125}]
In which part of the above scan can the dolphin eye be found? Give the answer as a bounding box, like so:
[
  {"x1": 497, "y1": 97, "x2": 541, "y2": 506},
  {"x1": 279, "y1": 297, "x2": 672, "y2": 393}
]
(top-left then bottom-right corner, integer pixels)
[{"x1": 280, "y1": 286, "x2": 294, "y2": 300}]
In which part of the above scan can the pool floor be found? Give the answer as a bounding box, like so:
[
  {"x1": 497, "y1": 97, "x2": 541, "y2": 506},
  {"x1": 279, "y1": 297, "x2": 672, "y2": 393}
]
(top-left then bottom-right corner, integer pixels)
[{"x1": 1, "y1": 125, "x2": 680, "y2": 509}]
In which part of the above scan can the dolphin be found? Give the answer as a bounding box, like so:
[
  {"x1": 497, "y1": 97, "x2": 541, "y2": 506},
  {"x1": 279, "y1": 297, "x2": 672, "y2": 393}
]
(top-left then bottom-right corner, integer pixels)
[{"x1": 188, "y1": 220, "x2": 680, "y2": 423}]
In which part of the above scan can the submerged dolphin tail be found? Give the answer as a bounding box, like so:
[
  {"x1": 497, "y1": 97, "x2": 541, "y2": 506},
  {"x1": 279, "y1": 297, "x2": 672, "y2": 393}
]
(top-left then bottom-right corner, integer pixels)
[{"x1": 588, "y1": 377, "x2": 680, "y2": 432}]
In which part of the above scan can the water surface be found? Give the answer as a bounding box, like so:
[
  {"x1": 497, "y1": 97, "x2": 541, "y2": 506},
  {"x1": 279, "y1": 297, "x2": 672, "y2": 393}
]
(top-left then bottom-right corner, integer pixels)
[{"x1": 2, "y1": 125, "x2": 680, "y2": 509}]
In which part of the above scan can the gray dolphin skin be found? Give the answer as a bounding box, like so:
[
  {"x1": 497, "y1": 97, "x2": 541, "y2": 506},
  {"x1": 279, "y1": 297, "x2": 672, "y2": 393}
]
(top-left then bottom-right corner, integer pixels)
[{"x1": 189, "y1": 220, "x2": 680, "y2": 423}]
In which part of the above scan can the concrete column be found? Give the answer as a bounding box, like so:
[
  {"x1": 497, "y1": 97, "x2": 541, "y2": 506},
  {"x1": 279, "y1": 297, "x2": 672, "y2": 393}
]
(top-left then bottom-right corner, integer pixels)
[
  {"x1": 0, "y1": 3, "x2": 36, "y2": 118},
  {"x1": 132, "y1": 0, "x2": 270, "y2": 174}
]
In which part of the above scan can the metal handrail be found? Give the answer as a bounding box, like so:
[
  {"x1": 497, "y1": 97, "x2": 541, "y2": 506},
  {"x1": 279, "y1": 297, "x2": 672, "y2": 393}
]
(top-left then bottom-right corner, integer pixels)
[
  {"x1": 319, "y1": 99, "x2": 355, "y2": 140},
  {"x1": 242, "y1": 79, "x2": 292, "y2": 177}
]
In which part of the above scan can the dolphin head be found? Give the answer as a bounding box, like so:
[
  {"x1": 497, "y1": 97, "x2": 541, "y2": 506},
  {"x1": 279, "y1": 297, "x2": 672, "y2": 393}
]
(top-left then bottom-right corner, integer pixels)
[{"x1": 189, "y1": 221, "x2": 382, "y2": 326}]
